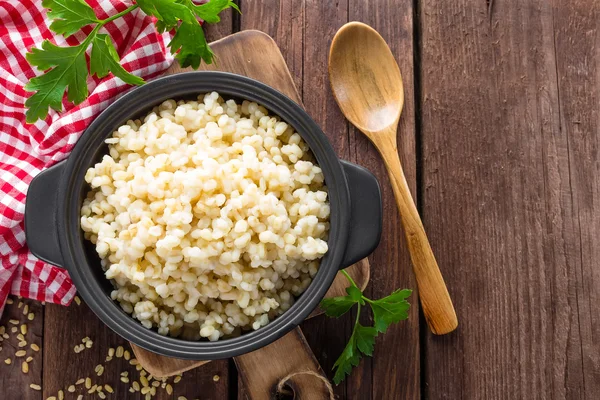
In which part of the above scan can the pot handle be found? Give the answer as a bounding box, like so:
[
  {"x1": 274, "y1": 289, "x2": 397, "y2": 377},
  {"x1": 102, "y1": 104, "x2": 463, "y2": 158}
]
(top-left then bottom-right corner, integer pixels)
[
  {"x1": 25, "y1": 160, "x2": 66, "y2": 268},
  {"x1": 340, "y1": 160, "x2": 382, "y2": 268}
]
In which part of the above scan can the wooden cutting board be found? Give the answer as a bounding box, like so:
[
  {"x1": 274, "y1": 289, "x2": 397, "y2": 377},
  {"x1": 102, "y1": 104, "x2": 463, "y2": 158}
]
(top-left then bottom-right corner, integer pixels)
[{"x1": 129, "y1": 31, "x2": 371, "y2": 393}]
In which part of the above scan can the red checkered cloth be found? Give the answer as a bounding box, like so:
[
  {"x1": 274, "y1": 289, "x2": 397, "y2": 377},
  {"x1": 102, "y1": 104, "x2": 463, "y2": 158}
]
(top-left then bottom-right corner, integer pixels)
[{"x1": 0, "y1": 0, "x2": 174, "y2": 316}]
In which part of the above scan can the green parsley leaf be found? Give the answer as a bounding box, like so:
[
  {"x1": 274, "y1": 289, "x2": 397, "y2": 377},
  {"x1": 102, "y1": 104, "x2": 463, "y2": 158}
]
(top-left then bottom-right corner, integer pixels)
[
  {"x1": 320, "y1": 297, "x2": 355, "y2": 318},
  {"x1": 154, "y1": 20, "x2": 170, "y2": 34},
  {"x1": 354, "y1": 323, "x2": 377, "y2": 356},
  {"x1": 42, "y1": 0, "x2": 99, "y2": 37},
  {"x1": 346, "y1": 285, "x2": 363, "y2": 302},
  {"x1": 369, "y1": 289, "x2": 412, "y2": 333},
  {"x1": 25, "y1": 0, "x2": 237, "y2": 122},
  {"x1": 90, "y1": 34, "x2": 145, "y2": 86},
  {"x1": 320, "y1": 285, "x2": 364, "y2": 318},
  {"x1": 136, "y1": 0, "x2": 196, "y2": 28},
  {"x1": 332, "y1": 322, "x2": 377, "y2": 385},
  {"x1": 321, "y1": 295, "x2": 353, "y2": 318},
  {"x1": 163, "y1": 0, "x2": 242, "y2": 67},
  {"x1": 378, "y1": 288, "x2": 412, "y2": 303},
  {"x1": 332, "y1": 331, "x2": 361, "y2": 385},
  {"x1": 169, "y1": 21, "x2": 213, "y2": 69},
  {"x1": 190, "y1": 0, "x2": 240, "y2": 23},
  {"x1": 322, "y1": 270, "x2": 412, "y2": 384},
  {"x1": 24, "y1": 40, "x2": 88, "y2": 122}
]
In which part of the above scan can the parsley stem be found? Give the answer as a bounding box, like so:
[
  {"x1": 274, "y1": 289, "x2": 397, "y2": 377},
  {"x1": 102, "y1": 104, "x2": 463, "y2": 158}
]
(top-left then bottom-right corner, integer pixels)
[
  {"x1": 78, "y1": 4, "x2": 140, "y2": 62},
  {"x1": 75, "y1": 4, "x2": 139, "y2": 56},
  {"x1": 362, "y1": 297, "x2": 375, "y2": 304},
  {"x1": 355, "y1": 303, "x2": 361, "y2": 326},
  {"x1": 341, "y1": 269, "x2": 359, "y2": 288},
  {"x1": 100, "y1": 5, "x2": 139, "y2": 25},
  {"x1": 341, "y1": 268, "x2": 362, "y2": 335},
  {"x1": 341, "y1": 269, "x2": 376, "y2": 304}
]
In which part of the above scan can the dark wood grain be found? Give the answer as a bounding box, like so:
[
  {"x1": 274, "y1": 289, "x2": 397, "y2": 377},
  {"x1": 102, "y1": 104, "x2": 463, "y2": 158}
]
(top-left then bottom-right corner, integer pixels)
[
  {"x1": 0, "y1": 297, "x2": 43, "y2": 400},
  {"x1": 239, "y1": 0, "x2": 304, "y2": 91},
  {"x1": 552, "y1": 1, "x2": 600, "y2": 396},
  {"x1": 44, "y1": 300, "x2": 135, "y2": 400},
  {"x1": 204, "y1": 6, "x2": 234, "y2": 42},
  {"x1": 419, "y1": 0, "x2": 600, "y2": 399},
  {"x1": 348, "y1": 1, "x2": 421, "y2": 399},
  {"x1": 43, "y1": 299, "x2": 228, "y2": 400}
]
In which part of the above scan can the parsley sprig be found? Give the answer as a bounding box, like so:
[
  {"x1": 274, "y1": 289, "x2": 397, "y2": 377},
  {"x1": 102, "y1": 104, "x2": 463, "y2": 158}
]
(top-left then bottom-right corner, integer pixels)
[
  {"x1": 25, "y1": 0, "x2": 239, "y2": 123},
  {"x1": 320, "y1": 270, "x2": 412, "y2": 384}
]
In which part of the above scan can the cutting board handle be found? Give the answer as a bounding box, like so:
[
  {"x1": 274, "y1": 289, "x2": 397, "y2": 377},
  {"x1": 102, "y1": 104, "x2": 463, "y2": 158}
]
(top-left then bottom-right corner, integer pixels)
[{"x1": 235, "y1": 327, "x2": 334, "y2": 400}]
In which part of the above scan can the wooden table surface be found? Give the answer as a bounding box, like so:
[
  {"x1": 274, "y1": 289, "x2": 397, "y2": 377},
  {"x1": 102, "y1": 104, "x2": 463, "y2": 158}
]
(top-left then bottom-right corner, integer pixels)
[{"x1": 2, "y1": 1, "x2": 599, "y2": 399}]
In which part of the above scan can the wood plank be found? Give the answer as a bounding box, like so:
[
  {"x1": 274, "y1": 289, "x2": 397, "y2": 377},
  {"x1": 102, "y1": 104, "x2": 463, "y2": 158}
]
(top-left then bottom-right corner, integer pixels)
[
  {"x1": 43, "y1": 300, "x2": 142, "y2": 400},
  {"x1": 43, "y1": 299, "x2": 228, "y2": 400},
  {"x1": 0, "y1": 297, "x2": 43, "y2": 400},
  {"x1": 419, "y1": 0, "x2": 599, "y2": 398},
  {"x1": 552, "y1": 1, "x2": 600, "y2": 396},
  {"x1": 348, "y1": 1, "x2": 421, "y2": 399},
  {"x1": 204, "y1": 5, "x2": 234, "y2": 42},
  {"x1": 238, "y1": 0, "x2": 304, "y2": 90}
]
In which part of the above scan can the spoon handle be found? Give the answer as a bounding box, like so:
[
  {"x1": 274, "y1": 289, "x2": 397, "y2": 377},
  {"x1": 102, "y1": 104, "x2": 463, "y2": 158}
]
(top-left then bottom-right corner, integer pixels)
[{"x1": 377, "y1": 142, "x2": 458, "y2": 335}]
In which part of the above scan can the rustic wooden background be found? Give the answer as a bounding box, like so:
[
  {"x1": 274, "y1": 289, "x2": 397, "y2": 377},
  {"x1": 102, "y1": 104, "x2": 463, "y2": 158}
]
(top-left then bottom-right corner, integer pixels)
[{"x1": 1, "y1": 0, "x2": 599, "y2": 399}]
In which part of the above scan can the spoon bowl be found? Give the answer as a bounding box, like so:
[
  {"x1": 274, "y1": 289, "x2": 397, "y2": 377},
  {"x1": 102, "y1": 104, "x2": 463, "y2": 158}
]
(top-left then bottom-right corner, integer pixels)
[
  {"x1": 329, "y1": 22, "x2": 458, "y2": 335},
  {"x1": 329, "y1": 22, "x2": 404, "y2": 134}
]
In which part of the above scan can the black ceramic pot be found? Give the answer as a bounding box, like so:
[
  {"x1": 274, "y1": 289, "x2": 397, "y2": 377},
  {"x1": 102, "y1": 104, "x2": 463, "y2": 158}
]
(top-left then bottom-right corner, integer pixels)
[{"x1": 25, "y1": 71, "x2": 382, "y2": 360}]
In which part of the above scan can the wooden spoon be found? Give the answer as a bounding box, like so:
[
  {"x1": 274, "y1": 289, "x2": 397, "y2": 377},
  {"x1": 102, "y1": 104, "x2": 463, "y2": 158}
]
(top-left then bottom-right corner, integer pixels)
[{"x1": 329, "y1": 21, "x2": 458, "y2": 334}]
